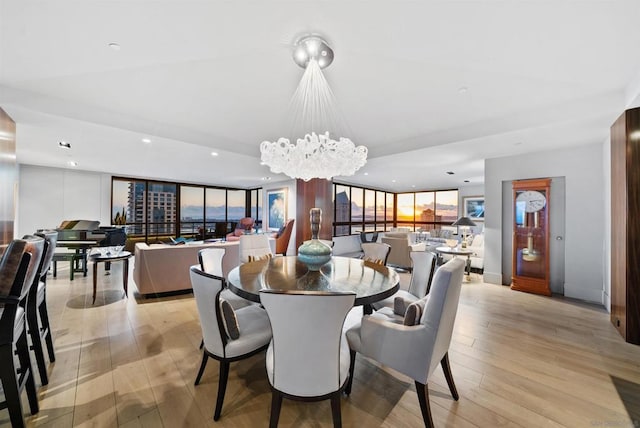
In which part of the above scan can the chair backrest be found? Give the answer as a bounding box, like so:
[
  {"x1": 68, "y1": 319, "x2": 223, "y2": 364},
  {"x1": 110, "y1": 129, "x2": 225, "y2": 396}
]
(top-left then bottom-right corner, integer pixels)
[
  {"x1": 361, "y1": 242, "x2": 391, "y2": 265},
  {"x1": 0, "y1": 240, "x2": 28, "y2": 298},
  {"x1": 35, "y1": 230, "x2": 58, "y2": 282},
  {"x1": 19, "y1": 235, "x2": 45, "y2": 301},
  {"x1": 239, "y1": 234, "x2": 273, "y2": 263},
  {"x1": 238, "y1": 217, "x2": 255, "y2": 230},
  {"x1": 275, "y1": 219, "x2": 295, "y2": 255},
  {"x1": 260, "y1": 290, "x2": 355, "y2": 397},
  {"x1": 189, "y1": 266, "x2": 227, "y2": 356},
  {"x1": 101, "y1": 228, "x2": 127, "y2": 246},
  {"x1": 407, "y1": 251, "x2": 436, "y2": 298},
  {"x1": 198, "y1": 247, "x2": 225, "y2": 277},
  {"x1": 421, "y1": 258, "x2": 465, "y2": 379}
]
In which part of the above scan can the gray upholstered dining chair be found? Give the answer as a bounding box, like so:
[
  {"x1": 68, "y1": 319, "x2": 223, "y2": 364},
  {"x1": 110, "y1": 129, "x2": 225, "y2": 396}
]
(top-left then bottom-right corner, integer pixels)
[
  {"x1": 0, "y1": 237, "x2": 45, "y2": 427},
  {"x1": 260, "y1": 289, "x2": 355, "y2": 428},
  {"x1": 345, "y1": 258, "x2": 465, "y2": 428},
  {"x1": 238, "y1": 234, "x2": 273, "y2": 264},
  {"x1": 361, "y1": 242, "x2": 391, "y2": 265},
  {"x1": 189, "y1": 265, "x2": 272, "y2": 421},
  {"x1": 372, "y1": 250, "x2": 436, "y2": 312}
]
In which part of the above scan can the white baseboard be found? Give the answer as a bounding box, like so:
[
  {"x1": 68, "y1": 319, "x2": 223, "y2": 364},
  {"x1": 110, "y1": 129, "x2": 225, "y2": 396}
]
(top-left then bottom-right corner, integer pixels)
[
  {"x1": 564, "y1": 283, "x2": 604, "y2": 305},
  {"x1": 483, "y1": 271, "x2": 503, "y2": 285}
]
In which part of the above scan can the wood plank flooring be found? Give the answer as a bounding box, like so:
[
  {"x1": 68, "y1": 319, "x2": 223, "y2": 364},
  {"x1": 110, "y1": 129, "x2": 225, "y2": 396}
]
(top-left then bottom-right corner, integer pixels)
[{"x1": 2, "y1": 261, "x2": 638, "y2": 427}]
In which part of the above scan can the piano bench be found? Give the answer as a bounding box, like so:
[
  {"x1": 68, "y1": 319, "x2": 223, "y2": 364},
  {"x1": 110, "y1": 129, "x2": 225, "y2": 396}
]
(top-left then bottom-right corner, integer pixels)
[{"x1": 52, "y1": 252, "x2": 87, "y2": 281}]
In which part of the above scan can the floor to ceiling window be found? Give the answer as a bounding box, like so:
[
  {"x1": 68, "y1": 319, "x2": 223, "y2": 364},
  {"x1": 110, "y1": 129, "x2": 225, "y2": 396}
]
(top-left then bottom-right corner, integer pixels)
[
  {"x1": 333, "y1": 184, "x2": 395, "y2": 236},
  {"x1": 112, "y1": 177, "x2": 257, "y2": 242},
  {"x1": 332, "y1": 183, "x2": 457, "y2": 236}
]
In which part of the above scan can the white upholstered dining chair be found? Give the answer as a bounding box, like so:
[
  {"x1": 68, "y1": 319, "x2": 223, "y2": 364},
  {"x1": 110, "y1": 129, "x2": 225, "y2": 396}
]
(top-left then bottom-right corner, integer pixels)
[
  {"x1": 361, "y1": 242, "x2": 391, "y2": 265},
  {"x1": 345, "y1": 258, "x2": 465, "y2": 427},
  {"x1": 198, "y1": 247, "x2": 253, "y2": 310},
  {"x1": 238, "y1": 234, "x2": 274, "y2": 264},
  {"x1": 372, "y1": 250, "x2": 436, "y2": 311},
  {"x1": 260, "y1": 290, "x2": 355, "y2": 428},
  {"x1": 189, "y1": 265, "x2": 272, "y2": 421}
]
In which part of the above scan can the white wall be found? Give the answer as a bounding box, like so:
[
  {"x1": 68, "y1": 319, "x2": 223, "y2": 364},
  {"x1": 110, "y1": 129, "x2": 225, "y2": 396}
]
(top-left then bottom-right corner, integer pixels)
[
  {"x1": 484, "y1": 143, "x2": 605, "y2": 305},
  {"x1": 458, "y1": 184, "x2": 485, "y2": 234},
  {"x1": 261, "y1": 179, "x2": 297, "y2": 256},
  {"x1": 18, "y1": 164, "x2": 111, "y2": 237}
]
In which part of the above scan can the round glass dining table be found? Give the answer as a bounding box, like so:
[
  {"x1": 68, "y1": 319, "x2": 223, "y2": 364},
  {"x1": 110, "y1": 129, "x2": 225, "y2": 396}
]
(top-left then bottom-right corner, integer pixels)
[{"x1": 227, "y1": 256, "x2": 400, "y2": 312}]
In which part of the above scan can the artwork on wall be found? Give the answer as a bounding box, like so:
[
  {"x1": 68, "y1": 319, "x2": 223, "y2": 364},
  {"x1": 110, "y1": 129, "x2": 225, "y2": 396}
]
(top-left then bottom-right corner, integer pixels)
[
  {"x1": 267, "y1": 188, "x2": 287, "y2": 230},
  {"x1": 463, "y1": 196, "x2": 485, "y2": 221}
]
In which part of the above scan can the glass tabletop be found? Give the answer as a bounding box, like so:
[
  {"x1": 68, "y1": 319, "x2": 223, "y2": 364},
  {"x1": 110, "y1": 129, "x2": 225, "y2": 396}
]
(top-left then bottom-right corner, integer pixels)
[{"x1": 227, "y1": 256, "x2": 400, "y2": 306}]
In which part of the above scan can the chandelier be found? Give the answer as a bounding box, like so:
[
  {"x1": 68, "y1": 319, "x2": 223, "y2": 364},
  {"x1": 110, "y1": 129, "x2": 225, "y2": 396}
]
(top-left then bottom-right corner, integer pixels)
[{"x1": 260, "y1": 35, "x2": 368, "y2": 181}]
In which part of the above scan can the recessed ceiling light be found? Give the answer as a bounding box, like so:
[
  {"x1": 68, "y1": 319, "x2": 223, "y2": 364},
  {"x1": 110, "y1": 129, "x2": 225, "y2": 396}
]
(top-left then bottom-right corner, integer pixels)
[
  {"x1": 108, "y1": 43, "x2": 121, "y2": 51},
  {"x1": 392, "y1": 179, "x2": 396, "y2": 183},
  {"x1": 142, "y1": 138, "x2": 151, "y2": 144},
  {"x1": 260, "y1": 161, "x2": 266, "y2": 165},
  {"x1": 58, "y1": 141, "x2": 71, "y2": 149},
  {"x1": 363, "y1": 172, "x2": 369, "y2": 176},
  {"x1": 67, "y1": 160, "x2": 78, "y2": 167},
  {"x1": 210, "y1": 151, "x2": 219, "y2": 157},
  {"x1": 261, "y1": 176, "x2": 271, "y2": 181},
  {"x1": 411, "y1": 185, "x2": 416, "y2": 188},
  {"x1": 446, "y1": 171, "x2": 455, "y2": 175}
]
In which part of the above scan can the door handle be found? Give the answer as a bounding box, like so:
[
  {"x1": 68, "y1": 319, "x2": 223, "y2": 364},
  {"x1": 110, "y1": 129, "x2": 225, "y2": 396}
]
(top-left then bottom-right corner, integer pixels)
[{"x1": 555, "y1": 236, "x2": 563, "y2": 241}]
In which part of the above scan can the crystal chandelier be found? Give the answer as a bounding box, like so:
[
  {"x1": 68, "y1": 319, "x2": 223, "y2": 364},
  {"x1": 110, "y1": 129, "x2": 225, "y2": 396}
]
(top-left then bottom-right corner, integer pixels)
[{"x1": 260, "y1": 35, "x2": 367, "y2": 181}]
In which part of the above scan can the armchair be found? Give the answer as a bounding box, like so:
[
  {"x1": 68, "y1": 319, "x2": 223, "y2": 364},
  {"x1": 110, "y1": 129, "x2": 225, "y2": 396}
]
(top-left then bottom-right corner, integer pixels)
[
  {"x1": 272, "y1": 219, "x2": 294, "y2": 255},
  {"x1": 345, "y1": 258, "x2": 465, "y2": 427},
  {"x1": 381, "y1": 232, "x2": 426, "y2": 271},
  {"x1": 226, "y1": 217, "x2": 255, "y2": 241}
]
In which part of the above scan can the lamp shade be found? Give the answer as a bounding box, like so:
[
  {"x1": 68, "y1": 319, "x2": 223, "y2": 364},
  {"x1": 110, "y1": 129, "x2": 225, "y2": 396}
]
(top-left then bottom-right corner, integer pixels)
[{"x1": 452, "y1": 216, "x2": 477, "y2": 227}]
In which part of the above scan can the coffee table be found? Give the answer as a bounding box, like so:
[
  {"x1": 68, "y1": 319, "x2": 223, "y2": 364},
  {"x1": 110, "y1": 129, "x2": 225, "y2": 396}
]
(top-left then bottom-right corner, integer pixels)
[{"x1": 89, "y1": 249, "x2": 133, "y2": 304}]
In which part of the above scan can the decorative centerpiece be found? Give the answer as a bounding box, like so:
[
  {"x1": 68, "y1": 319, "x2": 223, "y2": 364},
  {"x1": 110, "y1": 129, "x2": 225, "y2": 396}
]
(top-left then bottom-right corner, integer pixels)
[{"x1": 297, "y1": 208, "x2": 332, "y2": 271}]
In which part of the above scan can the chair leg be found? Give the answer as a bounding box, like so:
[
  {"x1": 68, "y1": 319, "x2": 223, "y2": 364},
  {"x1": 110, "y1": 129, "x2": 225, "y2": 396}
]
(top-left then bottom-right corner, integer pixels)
[
  {"x1": 344, "y1": 350, "x2": 356, "y2": 395},
  {"x1": 269, "y1": 390, "x2": 283, "y2": 428},
  {"x1": 213, "y1": 360, "x2": 229, "y2": 421},
  {"x1": 0, "y1": 344, "x2": 25, "y2": 428},
  {"x1": 199, "y1": 339, "x2": 204, "y2": 350},
  {"x1": 39, "y1": 301, "x2": 56, "y2": 362},
  {"x1": 27, "y1": 308, "x2": 49, "y2": 385},
  {"x1": 415, "y1": 381, "x2": 434, "y2": 428},
  {"x1": 330, "y1": 391, "x2": 343, "y2": 428},
  {"x1": 16, "y1": 330, "x2": 39, "y2": 415},
  {"x1": 440, "y1": 352, "x2": 459, "y2": 400},
  {"x1": 194, "y1": 352, "x2": 208, "y2": 386}
]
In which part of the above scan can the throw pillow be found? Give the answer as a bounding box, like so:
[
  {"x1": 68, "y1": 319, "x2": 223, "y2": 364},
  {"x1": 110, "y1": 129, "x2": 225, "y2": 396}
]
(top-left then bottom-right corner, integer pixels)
[
  {"x1": 403, "y1": 297, "x2": 428, "y2": 326},
  {"x1": 219, "y1": 298, "x2": 240, "y2": 340},
  {"x1": 247, "y1": 253, "x2": 273, "y2": 262},
  {"x1": 393, "y1": 296, "x2": 410, "y2": 316}
]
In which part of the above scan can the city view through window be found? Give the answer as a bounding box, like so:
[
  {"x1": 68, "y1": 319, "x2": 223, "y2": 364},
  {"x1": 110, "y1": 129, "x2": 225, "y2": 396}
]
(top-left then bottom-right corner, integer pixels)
[
  {"x1": 113, "y1": 178, "x2": 460, "y2": 240},
  {"x1": 333, "y1": 184, "x2": 459, "y2": 236},
  {"x1": 112, "y1": 178, "x2": 260, "y2": 241}
]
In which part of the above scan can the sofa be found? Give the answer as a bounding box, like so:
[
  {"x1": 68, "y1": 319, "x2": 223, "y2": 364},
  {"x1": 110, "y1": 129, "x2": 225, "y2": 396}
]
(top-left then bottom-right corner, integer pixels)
[{"x1": 133, "y1": 241, "x2": 240, "y2": 296}]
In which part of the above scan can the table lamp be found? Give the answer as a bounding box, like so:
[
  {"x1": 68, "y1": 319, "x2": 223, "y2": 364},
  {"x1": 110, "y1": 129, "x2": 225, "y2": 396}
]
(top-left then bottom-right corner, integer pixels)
[{"x1": 452, "y1": 216, "x2": 477, "y2": 248}]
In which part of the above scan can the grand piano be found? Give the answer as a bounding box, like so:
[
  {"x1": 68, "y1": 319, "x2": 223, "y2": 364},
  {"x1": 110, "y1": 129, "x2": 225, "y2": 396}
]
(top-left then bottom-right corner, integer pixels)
[{"x1": 53, "y1": 220, "x2": 126, "y2": 279}]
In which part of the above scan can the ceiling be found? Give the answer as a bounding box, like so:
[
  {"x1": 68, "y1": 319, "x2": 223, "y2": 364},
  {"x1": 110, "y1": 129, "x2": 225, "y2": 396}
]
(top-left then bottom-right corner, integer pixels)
[{"x1": 2, "y1": 1, "x2": 640, "y2": 192}]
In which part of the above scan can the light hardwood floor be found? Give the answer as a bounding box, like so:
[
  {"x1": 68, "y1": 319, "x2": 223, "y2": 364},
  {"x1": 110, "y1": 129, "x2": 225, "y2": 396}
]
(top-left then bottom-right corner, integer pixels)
[{"x1": 3, "y1": 261, "x2": 639, "y2": 427}]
